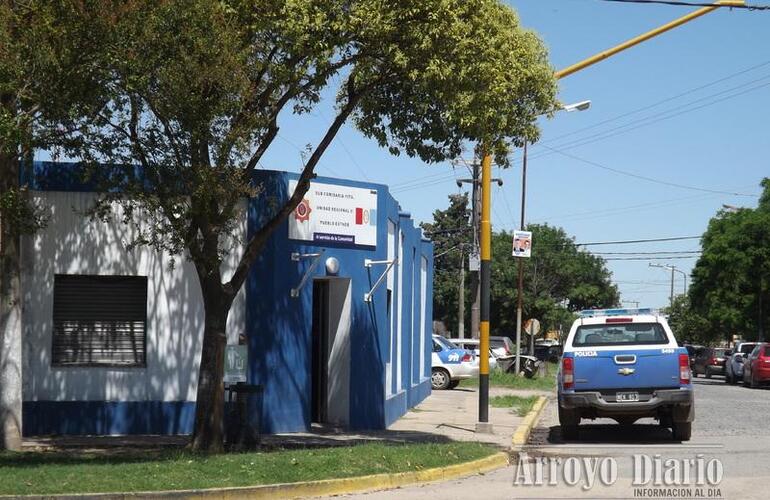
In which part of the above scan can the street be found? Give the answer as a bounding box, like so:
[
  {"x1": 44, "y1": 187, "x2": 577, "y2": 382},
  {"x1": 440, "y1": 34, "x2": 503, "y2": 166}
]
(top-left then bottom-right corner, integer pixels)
[{"x1": 347, "y1": 378, "x2": 770, "y2": 499}]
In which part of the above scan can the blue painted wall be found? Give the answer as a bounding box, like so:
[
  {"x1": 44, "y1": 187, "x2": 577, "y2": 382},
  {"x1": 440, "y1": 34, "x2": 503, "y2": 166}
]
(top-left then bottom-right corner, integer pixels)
[
  {"x1": 247, "y1": 171, "x2": 433, "y2": 433},
  {"x1": 21, "y1": 164, "x2": 433, "y2": 436}
]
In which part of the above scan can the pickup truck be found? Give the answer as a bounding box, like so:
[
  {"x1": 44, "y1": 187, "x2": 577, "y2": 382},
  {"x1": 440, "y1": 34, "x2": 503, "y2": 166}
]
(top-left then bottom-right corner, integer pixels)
[{"x1": 558, "y1": 308, "x2": 694, "y2": 441}]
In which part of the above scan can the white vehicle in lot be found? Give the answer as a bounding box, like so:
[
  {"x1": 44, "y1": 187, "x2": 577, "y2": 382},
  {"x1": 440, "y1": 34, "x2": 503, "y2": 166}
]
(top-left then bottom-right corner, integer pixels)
[
  {"x1": 447, "y1": 338, "x2": 498, "y2": 371},
  {"x1": 431, "y1": 335, "x2": 479, "y2": 390}
]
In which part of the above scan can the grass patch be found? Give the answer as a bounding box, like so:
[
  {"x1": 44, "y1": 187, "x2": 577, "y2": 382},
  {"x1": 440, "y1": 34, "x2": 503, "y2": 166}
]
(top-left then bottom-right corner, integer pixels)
[
  {"x1": 460, "y1": 363, "x2": 557, "y2": 391},
  {"x1": 490, "y1": 395, "x2": 539, "y2": 416},
  {"x1": 0, "y1": 442, "x2": 496, "y2": 495}
]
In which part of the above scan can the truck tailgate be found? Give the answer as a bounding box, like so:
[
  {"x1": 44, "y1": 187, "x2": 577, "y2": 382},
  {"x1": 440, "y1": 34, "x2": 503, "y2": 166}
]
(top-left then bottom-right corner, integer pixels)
[{"x1": 573, "y1": 349, "x2": 680, "y2": 390}]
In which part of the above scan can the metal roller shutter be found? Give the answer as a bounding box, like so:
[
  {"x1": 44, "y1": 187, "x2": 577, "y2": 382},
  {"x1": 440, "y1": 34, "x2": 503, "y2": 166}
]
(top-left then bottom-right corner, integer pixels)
[{"x1": 52, "y1": 274, "x2": 147, "y2": 367}]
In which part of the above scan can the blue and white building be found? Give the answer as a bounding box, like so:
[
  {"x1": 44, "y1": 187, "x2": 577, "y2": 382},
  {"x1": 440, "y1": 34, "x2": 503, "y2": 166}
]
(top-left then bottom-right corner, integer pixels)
[{"x1": 20, "y1": 163, "x2": 433, "y2": 436}]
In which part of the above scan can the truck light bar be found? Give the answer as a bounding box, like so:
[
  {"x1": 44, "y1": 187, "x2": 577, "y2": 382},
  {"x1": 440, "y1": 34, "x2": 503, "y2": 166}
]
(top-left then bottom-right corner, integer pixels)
[{"x1": 578, "y1": 307, "x2": 657, "y2": 318}]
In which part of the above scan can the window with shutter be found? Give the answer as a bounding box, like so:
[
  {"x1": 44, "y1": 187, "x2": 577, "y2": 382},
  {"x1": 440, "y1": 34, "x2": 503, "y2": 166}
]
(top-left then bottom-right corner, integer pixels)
[{"x1": 52, "y1": 274, "x2": 147, "y2": 367}]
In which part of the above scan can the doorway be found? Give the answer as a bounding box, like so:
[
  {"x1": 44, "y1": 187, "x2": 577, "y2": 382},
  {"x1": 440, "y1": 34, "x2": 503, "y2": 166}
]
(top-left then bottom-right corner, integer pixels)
[
  {"x1": 311, "y1": 280, "x2": 329, "y2": 423},
  {"x1": 310, "y1": 278, "x2": 352, "y2": 425}
]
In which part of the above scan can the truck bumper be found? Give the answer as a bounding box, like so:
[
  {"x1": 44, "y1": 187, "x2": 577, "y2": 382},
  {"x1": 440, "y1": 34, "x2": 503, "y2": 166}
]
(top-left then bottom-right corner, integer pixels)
[{"x1": 560, "y1": 388, "x2": 694, "y2": 422}]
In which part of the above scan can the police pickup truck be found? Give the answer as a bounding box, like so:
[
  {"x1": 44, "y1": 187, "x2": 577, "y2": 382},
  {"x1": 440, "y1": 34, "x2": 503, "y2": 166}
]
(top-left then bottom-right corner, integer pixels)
[{"x1": 558, "y1": 308, "x2": 693, "y2": 441}]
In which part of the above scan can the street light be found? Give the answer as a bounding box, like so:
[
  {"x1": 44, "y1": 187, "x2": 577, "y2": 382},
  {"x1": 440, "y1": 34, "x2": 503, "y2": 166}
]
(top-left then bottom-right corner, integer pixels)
[
  {"x1": 562, "y1": 100, "x2": 592, "y2": 113},
  {"x1": 649, "y1": 263, "x2": 688, "y2": 307},
  {"x1": 514, "y1": 100, "x2": 591, "y2": 375}
]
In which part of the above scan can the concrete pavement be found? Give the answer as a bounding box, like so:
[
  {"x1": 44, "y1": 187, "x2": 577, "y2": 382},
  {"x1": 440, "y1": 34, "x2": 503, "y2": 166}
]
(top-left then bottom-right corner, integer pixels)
[{"x1": 346, "y1": 377, "x2": 770, "y2": 499}]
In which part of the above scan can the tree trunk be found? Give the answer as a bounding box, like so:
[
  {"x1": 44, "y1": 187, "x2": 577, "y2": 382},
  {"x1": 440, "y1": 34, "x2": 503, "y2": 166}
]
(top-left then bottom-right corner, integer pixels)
[
  {"x1": 0, "y1": 148, "x2": 23, "y2": 451},
  {"x1": 190, "y1": 274, "x2": 232, "y2": 453}
]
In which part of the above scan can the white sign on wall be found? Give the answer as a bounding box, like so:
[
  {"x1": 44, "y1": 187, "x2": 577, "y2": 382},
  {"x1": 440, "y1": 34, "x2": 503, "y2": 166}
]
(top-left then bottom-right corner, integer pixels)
[{"x1": 288, "y1": 180, "x2": 378, "y2": 249}]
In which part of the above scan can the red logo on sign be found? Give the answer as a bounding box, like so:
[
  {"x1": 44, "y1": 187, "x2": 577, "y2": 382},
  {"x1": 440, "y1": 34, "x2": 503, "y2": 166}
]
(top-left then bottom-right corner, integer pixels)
[{"x1": 295, "y1": 199, "x2": 312, "y2": 223}]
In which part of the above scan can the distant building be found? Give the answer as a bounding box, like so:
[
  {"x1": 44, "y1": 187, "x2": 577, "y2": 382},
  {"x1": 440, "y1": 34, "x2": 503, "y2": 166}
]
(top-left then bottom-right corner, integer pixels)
[{"x1": 21, "y1": 163, "x2": 433, "y2": 436}]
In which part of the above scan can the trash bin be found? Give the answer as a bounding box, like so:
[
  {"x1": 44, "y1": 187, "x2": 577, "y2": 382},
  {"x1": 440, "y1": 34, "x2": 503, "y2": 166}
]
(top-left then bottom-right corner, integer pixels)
[{"x1": 225, "y1": 383, "x2": 263, "y2": 450}]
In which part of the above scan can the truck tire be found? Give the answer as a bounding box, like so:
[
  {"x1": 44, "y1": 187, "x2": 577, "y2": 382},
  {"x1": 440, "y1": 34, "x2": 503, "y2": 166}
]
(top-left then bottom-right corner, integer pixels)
[
  {"x1": 673, "y1": 421, "x2": 692, "y2": 441},
  {"x1": 558, "y1": 405, "x2": 579, "y2": 441}
]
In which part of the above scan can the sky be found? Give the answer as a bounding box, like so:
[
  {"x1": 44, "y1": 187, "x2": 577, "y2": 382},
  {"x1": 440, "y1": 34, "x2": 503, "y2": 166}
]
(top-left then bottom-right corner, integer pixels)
[
  {"x1": 260, "y1": 0, "x2": 769, "y2": 310},
  {"x1": 39, "y1": 1, "x2": 768, "y2": 311}
]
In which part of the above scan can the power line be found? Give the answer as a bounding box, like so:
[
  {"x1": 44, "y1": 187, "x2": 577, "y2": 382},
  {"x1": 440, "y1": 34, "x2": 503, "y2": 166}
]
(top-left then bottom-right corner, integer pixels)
[
  {"x1": 541, "y1": 145, "x2": 760, "y2": 197},
  {"x1": 533, "y1": 59, "x2": 770, "y2": 150},
  {"x1": 530, "y1": 76, "x2": 770, "y2": 161},
  {"x1": 576, "y1": 235, "x2": 701, "y2": 246},
  {"x1": 597, "y1": 0, "x2": 770, "y2": 10},
  {"x1": 592, "y1": 250, "x2": 701, "y2": 255},
  {"x1": 604, "y1": 255, "x2": 701, "y2": 260}
]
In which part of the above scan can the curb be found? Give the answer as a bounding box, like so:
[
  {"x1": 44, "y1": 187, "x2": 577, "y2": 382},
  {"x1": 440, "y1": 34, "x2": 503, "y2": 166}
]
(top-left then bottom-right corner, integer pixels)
[
  {"x1": 13, "y1": 452, "x2": 509, "y2": 500},
  {"x1": 511, "y1": 396, "x2": 549, "y2": 450}
]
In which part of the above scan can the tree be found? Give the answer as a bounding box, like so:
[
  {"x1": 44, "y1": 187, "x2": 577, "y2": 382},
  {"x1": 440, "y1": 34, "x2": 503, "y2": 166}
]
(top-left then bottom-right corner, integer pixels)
[
  {"x1": 421, "y1": 193, "x2": 472, "y2": 336},
  {"x1": 665, "y1": 295, "x2": 709, "y2": 344},
  {"x1": 490, "y1": 224, "x2": 619, "y2": 336},
  {"x1": 55, "y1": 1, "x2": 558, "y2": 451},
  {"x1": 0, "y1": 1, "x2": 107, "y2": 450},
  {"x1": 690, "y1": 178, "x2": 770, "y2": 343}
]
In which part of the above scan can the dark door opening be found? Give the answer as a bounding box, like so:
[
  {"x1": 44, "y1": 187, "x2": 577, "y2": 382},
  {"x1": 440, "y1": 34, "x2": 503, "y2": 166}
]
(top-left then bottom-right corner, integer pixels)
[{"x1": 311, "y1": 280, "x2": 330, "y2": 423}]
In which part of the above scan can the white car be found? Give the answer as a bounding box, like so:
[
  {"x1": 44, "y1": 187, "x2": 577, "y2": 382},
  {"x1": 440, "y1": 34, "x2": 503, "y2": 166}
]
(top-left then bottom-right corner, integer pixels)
[
  {"x1": 431, "y1": 335, "x2": 479, "y2": 390},
  {"x1": 447, "y1": 338, "x2": 499, "y2": 371}
]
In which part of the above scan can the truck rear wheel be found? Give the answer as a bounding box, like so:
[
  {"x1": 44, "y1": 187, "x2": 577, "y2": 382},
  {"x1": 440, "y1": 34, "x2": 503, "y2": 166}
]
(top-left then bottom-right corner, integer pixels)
[
  {"x1": 558, "y1": 405, "x2": 579, "y2": 440},
  {"x1": 672, "y1": 421, "x2": 692, "y2": 441}
]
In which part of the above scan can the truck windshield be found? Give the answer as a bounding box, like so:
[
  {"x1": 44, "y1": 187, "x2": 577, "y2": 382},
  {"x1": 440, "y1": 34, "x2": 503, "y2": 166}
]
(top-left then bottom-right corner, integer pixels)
[{"x1": 572, "y1": 322, "x2": 668, "y2": 347}]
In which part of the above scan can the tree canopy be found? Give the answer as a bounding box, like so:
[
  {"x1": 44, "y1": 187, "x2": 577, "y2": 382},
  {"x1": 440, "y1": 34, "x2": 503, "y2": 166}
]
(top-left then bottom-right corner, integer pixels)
[
  {"x1": 33, "y1": 0, "x2": 559, "y2": 451},
  {"x1": 689, "y1": 178, "x2": 770, "y2": 343},
  {"x1": 490, "y1": 224, "x2": 619, "y2": 336}
]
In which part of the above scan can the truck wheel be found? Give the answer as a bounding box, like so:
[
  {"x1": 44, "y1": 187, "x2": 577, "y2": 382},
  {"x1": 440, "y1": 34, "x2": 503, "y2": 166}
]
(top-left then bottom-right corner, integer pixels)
[
  {"x1": 672, "y1": 421, "x2": 692, "y2": 441},
  {"x1": 431, "y1": 368, "x2": 451, "y2": 390},
  {"x1": 558, "y1": 405, "x2": 579, "y2": 441}
]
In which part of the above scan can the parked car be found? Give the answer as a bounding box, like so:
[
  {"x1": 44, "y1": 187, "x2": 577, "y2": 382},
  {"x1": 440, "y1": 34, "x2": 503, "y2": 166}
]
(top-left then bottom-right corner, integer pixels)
[
  {"x1": 693, "y1": 347, "x2": 731, "y2": 378},
  {"x1": 447, "y1": 338, "x2": 498, "y2": 371},
  {"x1": 431, "y1": 335, "x2": 479, "y2": 390},
  {"x1": 742, "y1": 343, "x2": 770, "y2": 388},
  {"x1": 557, "y1": 308, "x2": 693, "y2": 441},
  {"x1": 489, "y1": 336, "x2": 515, "y2": 356},
  {"x1": 683, "y1": 344, "x2": 702, "y2": 372},
  {"x1": 726, "y1": 342, "x2": 759, "y2": 384}
]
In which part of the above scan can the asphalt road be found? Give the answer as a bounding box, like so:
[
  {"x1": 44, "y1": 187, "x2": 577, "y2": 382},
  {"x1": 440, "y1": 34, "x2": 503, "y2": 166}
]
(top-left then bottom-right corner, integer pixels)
[{"x1": 346, "y1": 377, "x2": 770, "y2": 499}]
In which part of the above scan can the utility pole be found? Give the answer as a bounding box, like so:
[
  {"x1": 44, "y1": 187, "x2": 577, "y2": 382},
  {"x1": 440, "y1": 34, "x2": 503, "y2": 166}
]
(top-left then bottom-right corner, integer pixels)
[
  {"x1": 471, "y1": 167, "x2": 481, "y2": 340},
  {"x1": 458, "y1": 247, "x2": 465, "y2": 338},
  {"x1": 456, "y1": 160, "x2": 499, "y2": 340},
  {"x1": 475, "y1": 0, "x2": 741, "y2": 429},
  {"x1": 514, "y1": 142, "x2": 528, "y2": 376},
  {"x1": 476, "y1": 152, "x2": 492, "y2": 432}
]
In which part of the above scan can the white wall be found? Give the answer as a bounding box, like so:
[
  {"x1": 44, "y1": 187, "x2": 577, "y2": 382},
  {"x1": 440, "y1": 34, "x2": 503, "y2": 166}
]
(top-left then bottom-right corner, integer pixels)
[{"x1": 21, "y1": 191, "x2": 246, "y2": 403}]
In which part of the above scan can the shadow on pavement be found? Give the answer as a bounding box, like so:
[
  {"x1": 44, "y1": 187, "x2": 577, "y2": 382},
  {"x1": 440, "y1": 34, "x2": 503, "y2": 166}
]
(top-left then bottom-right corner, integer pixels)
[{"x1": 528, "y1": 422, "x2": 675, "y2": 447}]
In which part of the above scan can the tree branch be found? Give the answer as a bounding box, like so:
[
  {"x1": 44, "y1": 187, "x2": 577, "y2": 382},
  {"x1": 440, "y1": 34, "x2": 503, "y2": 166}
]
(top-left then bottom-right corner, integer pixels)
[{"x1": 225, "y1": 75, "x2": 366, "y2": 296}]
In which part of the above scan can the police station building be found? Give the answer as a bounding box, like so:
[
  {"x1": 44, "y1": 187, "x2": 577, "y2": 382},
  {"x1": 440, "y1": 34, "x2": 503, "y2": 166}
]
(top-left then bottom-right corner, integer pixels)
[{"x1": 21, "y1": 163, "x2": 433, "y2": 436}]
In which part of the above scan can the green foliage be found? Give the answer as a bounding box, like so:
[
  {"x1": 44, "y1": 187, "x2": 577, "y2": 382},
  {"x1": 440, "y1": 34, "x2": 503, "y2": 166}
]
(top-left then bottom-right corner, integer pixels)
[
  {"x1": 25, "y1": 0, "x2": 558, "y2": 451},
  {"x1": 421, "y1": 193, "x2": 472, "y2": 335},
  {"x1": 490, "y1": 224, "x2": 619, "y2": 336},
  {"x1": 690, "y1": 178, "x2": 770, "y2": 342},
  {"x1": 664, "y1": 295, "x2": 710, "y2": 344}
]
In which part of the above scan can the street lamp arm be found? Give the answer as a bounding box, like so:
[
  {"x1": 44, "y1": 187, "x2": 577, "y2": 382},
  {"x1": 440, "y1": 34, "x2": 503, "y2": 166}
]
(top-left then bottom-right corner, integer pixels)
[{"x1": 554, "y1": 0, "x2": 745, "y2": 79}]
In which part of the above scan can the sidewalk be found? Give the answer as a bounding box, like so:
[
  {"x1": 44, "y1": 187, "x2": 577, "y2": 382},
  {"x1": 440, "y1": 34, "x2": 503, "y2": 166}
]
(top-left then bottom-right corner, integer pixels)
[{"x1": 23, "y1": 387, "x2": 544, "y2": 454}]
